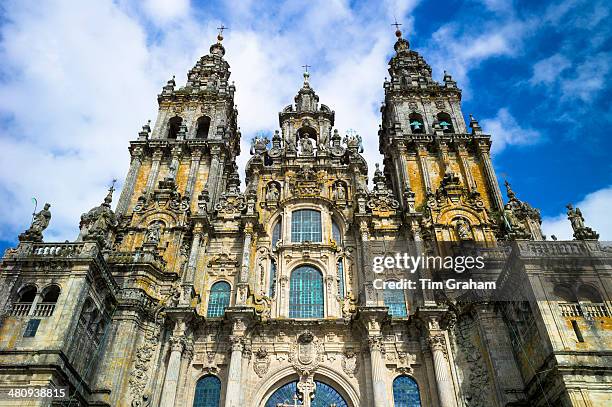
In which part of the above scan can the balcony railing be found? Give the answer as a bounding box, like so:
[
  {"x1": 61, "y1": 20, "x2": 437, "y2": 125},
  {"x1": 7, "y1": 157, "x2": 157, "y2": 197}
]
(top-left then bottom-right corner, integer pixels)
[
  {"x1": 559, "y1": 302, "x2": 582, "y2": 317},
  {"x1": 11, "y1": 302, "x2": 32, "y2": 317},
  {"x1": 33, "y1": 303, "x2": 56, "y2": 317},
  {"x1": 581, "y1": 303, "x2": 609, "y2": 318},
  {"x1": 10, "y1": 302, "x2": 56, "y2": 317},
  {"x1": 559, "y1": 302, "x2": 610, "y2": 318}
]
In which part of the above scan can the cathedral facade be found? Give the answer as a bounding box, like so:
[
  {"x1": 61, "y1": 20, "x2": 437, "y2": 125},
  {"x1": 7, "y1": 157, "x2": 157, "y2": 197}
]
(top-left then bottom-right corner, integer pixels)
[{"x1": 1, "y1": 29, "x2": 611, "y2": 407}]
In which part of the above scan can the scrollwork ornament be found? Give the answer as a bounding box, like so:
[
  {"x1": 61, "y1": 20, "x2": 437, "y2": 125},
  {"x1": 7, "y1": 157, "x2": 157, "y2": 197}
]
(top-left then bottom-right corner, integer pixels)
[{"x1": 342, "y1": 351, "x2": 359, "y2": 377}]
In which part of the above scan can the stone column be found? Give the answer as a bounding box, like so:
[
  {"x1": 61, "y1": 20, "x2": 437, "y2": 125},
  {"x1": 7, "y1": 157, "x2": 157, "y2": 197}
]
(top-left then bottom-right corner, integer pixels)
[
  {"x1": 369, "y1": 336, "x2": 391, "y2": 407},
  {"x1": 206, "y1": 145, "x2": 223, "y2": 207},
  {"x1": 185, "y1": 149, "x2": 203, "y2": 198},
  {"x1": 476, "y1": 141, "x2": 503, "y2": 210},
  {"x1": 145, "y1": 148, "x2": 164, "y2": 193},
  {"x1": 224, "y1": 336, "x2": 244, "y2": 407},
  {"x1": 236, "y1": 222, "x2": 254, "y2": 305},
  {"x1": 456, "y1": 144, "x2": 476, "y2": 192},
  {"x1": 159, "y1": 334, "x2": 185, "y2": 406},
  {"x1": 416, "y1": 144, "x2": 432, "y2": 192},
  {"x1": 429, "y1": 333, "x2": 456, "y2": 407},
  {"x1": 116, "y1": 146, "x2": 144, "y2": 215},
  {"x1": 359, "y1": 220, "x2": 375, "y2": 305},
  {"x1": 181, "y1": 226, "x2": 204, "y2": 304}
]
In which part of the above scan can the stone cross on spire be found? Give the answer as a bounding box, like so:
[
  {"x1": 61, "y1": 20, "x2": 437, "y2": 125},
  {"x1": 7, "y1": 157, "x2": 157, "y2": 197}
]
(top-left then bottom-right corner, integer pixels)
[
  {"x1": 302, "y1": 64, "x2": 311, "y2": 85},
  {"x1": 216, "y1": 24, "x2": 228, "y2": 42}
]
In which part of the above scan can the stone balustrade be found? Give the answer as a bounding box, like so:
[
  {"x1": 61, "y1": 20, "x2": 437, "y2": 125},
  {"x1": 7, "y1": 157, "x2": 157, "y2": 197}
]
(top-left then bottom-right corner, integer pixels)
[
  {"x1": 32, "y1": 243, "x2": 85, "y2": 257},
  {"x1": 11, "y1": 302, "x2": 32, "y2": 316},
  {"x1": 559, "y1": 302, "x2": 610, "y2": 318}
]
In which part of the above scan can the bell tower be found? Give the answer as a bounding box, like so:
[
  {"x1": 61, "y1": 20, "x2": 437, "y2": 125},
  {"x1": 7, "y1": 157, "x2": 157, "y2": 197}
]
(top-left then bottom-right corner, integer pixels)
[
  {"x1": 110, "y1": 32, "x2": 241, "y2": 279},
  {"x1": 379, "y1": 28, "x2": 512, "y2": 244}
]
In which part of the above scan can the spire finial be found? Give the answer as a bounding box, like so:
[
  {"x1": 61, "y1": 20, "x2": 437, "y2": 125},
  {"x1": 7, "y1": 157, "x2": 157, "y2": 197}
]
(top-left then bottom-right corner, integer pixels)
[
  {"x1": 104, "y1": 179, "x2": 117, "y2": 205},
  {"x1": 302, "y1": 64, "x2": 311, "y2": 84},
  {"x1": 216, "y1": 25, "x2": 228, "y2": 42},
  {"x1": 392, "y1": 19, "x2": 403, "y2": 37}
]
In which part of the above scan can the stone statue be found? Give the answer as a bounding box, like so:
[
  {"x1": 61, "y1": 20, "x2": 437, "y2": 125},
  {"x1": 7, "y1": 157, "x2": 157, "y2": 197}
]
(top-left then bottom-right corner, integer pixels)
[
  {"x1": 168, "y1": 161, "x2": 178, "y2": 180},
  {"x1": 333, "y1": 182, "x2": 346, "y2": 201},
  {"x1": 299, "y1": 135, "x2": 314, "y2": 156},
  {"x1": 20, "y1": 203, "x2": 52, "y2": 241},
  {"x1": 266, "y1": 183, "x2": 280, "y2": 201},
  {"x1": 503, "y1": 203, "x2": 521, "y2": 232},
  {"x1": 146, "y1": 222, "x2": 162, "y2": 245},
  {"x1": 319, "y1": 129, "x2": 329, "y2": 151},
  {"x1": 566, "y1": 204, "x2": 599, "y2": 240},
  {"x1": 31, "y1": 203, "x2": 52, "y2": 234},
  {"x1": 566, "y1": 204, "x2": 585, "y2": 231},
  {"x1": 455, "y1": 218, "x2": 472, "y2": 240},
  {"x1": 250, "y1": 135, "x2": 269, "y2": 156}
]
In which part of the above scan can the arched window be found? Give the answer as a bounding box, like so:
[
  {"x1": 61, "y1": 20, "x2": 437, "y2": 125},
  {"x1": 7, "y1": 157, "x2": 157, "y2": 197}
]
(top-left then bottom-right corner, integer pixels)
[
  {"x1": 291, "y1": 210, "x2": 322, "y2": 243},
  {"x1": 384, "y1": 284, "x2": 408, "y2": 317},
  {"x1": 168, "y1": 116, "x2": 183, "y2": 139},
  {"x1": 272, "y1": 220, "x2": 282, "y2": 247},
  {"x1": 269, "y1": 259, "x2": 277, "y2": 298},
  {"x1": 337, "y1": 259, "x2": 345, "y2": 297},
  {"x1": 18, "y1": 285, "x2": 37, "y2": 303},
  {"x1": 409, "y1": 113, "x2": 425, "y2": 134},
  {"x1": 265, "y1": 380, "x2": 348, "y2": 407},
  {"x1": 289, "y1": 266, "x2": 324, "y2": 318},
  {"x1": 577, "y1": 285, "x2": 603, "y2": 303},
  {"x1": 39, "y1": 285, "x2": 61, "y2": 316},
  {"x1": 42, "y1": 285, "x2": 60, "y2": 303},
  {"x1": 196, "y1": 116, "x2": 211, "y2": 139},
  {"x1": 207, "y1": 282, "x2": 231, "y2": 318},
  {"x1": 436, "y1": 112, "x2": 454, "y2": 133},
  {"x1": 393, "y1": 376, "x2": 421, "y2": 407},
  {"x1": 193, "y1": 375, "x2": 221, "y2": 407},
  {"x1": 12, "y1": 285, "x2": 37, "y2": 316},
  {"x1": 332, "y1": 220, "x2": 342, "y2": 245}
]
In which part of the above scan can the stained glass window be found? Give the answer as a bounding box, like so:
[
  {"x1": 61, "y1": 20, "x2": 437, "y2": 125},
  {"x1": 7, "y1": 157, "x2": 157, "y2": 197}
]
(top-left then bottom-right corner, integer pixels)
[
  {"x1": 207, "y1": 282, "x2": 230, "y2": 318},
  {"x1": 272, "y1": 220, "x2": 282, "y2": 246},
  {"x1": 265, "y1": 380, "x2": 348, "y2": 407},
  {"x1": 384, "y1": 284, "x2": 408, "y2": 317},
  {"x1": 332, "y1": 221, "x2": 341, "y2": 244},
  {"x1": 393, "y1": 376, "x2": 421, "y2": 407},
  {"x1": 337, "y1": 259, "x2": 345, "y2": 297},
  {"x1": 269, "y1": 259, "x2": 277, "y2": 298},
  {"x1": 289, "y1": 266, "x2": 324, "y2": 318},
  {"x1": 193, "y1": 375, "x2": 221, "y2": 407},
  {"x1": 291, "y1": 210, "x2": 322, "y2": 243}
]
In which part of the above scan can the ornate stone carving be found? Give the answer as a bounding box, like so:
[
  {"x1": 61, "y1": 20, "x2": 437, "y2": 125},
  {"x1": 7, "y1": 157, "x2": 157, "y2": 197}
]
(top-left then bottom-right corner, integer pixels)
[
  {"x1": 500, "y1": 181, "x2": 543, "y2": 240},
  {"x1": 253, "y1": 347, "x2": 270, "y2": 378},
  {"x1": 289, "y1": 331, "x2": 322, "y2": 375},
  {"x1": 19, "y1": 203, "x2": 51, "y2": 242},
  {"x1": 287, "y1": 165, "x2": 324, "y2": 197},
  {"x1": 250, "y1": 134, "x2": 269, "y2": 156},
  {"x1": 567, "y1": 204, "x2": 599, "y2": 240},
  {"x1": 342, "y1": 350, "x2": 359, "y2": 377},
  {"x1": 129, "y1": 324, "x2": 160, "y2": 402},
  {"x1": 367, "y1": 164, "x2": 400, "y2": 215},
  {"x1": 79, "y1": 186, "x2": 118, "y2": 247}
]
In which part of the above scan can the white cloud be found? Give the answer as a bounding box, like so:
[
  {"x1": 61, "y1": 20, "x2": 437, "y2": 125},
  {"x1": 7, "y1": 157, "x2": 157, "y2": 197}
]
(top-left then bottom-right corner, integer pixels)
[
  {"x1": 422, "y1": 16, "x2": 532, "y2": 96},
  {"x1": 0, "y1": 0, "x2": 422, "y2": 243},
  {"x1": 561, "y1": 54, "x2": 611, "y2": 102},
  {"x1": 141, "y1": 0, "x2": 190, "y2": 25},
  {"x1": 529, "y1": 53, "x2": 571, "y2": 85},
  {"x1": 542, "y1": 186, "x2": 612, "y2": 240},
  {"x1": 480, "y1": 108, "x2": 541, "y2": 154}
]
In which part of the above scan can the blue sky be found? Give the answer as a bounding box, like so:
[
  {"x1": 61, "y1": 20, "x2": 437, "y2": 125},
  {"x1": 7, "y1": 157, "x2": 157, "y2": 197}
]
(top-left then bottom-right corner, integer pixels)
[{"x1": 0, "y1": 0, "x2": 610, "y2": 254}]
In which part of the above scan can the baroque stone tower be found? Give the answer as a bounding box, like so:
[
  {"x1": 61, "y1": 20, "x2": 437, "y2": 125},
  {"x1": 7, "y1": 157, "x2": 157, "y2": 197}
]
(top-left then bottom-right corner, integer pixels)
[{"x1": 0, "y1": 29, "x2": 610, "y2": 407}]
